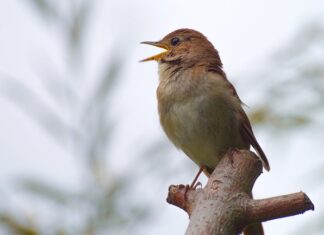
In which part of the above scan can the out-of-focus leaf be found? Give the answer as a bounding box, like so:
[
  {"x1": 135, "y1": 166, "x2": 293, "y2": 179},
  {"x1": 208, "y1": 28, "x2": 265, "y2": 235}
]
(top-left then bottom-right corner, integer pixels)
[
  {"x1": 67, "y1": 0, "x2": 93, "y2": 59},
  {"x1": 0, "y1": 214, "x2": 39, "y2": 235},
  {"x1": 248, "y1": 106, "x2": 270, "y2": 125},
  {"x1": 0, "y1": 1, "x2": 148, "y2": 234},
  {"x1": 26, "y1": 0, "x2": 59, "y2": 21},
  {"x1": 0, "y1": 75, "x2": 77, "y2": 145},
  {"x1": 36, "y1": 62, "x2": 78, "y2": 108},
  {"x1": 137, "y1": 138, "x2": 173, "y2": 174},
  {"x1": 249, "y1": 106, "x2": 310, "y2": 128},
  {"x1": 17, "y1": 178, "x2": 72, "y2": 205},
  {"x1": 271, "y1": 23, "x2": 324, "y2": 64},
  {"x1": 79, "y1": 54, "x2": 124, "y2": 160},
  {"x1": 242, "y1": 22, "x2": 324, "y2": 133},
  {"x1": 85, "y1": 53, "x2": 124, "y2": 114},
  {"x1": 95, "y1": 56, "x2": 123, "y2": 102}
]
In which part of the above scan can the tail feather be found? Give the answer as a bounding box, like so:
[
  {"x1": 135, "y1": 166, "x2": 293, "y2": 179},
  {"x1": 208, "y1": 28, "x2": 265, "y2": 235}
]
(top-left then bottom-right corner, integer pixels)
[{"x1": 238, "y1": 110, "x2": 270, "y2": 171}]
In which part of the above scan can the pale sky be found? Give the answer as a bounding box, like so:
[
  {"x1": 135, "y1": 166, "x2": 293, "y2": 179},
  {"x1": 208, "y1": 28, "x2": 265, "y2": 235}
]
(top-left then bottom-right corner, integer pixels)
[{"x1": 0, "y1": 0, "x2": 323, "y2": 234}]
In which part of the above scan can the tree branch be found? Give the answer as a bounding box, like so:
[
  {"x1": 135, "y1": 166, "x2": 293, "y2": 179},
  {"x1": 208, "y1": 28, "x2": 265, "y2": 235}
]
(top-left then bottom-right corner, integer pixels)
[
  {"x1": 247, "y1": 192, "x2": 314, "y2": 222},
  {"x1": 167, "y1": 150, "x2": 314, "y2": 235}
]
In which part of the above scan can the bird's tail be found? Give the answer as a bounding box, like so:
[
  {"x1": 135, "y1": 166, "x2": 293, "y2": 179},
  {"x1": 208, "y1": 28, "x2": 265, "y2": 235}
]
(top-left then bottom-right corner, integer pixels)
[{"x1": 243, "y1": 222, "x2": 264, "y2": 235}]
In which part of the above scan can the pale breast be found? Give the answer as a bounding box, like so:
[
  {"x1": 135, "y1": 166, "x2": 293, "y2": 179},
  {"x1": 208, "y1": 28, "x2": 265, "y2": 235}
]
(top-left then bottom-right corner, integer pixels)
[
  {"x1": 161, "y1": 92, "x2": 245, "y2": 171},
  {"x1": 157, "y1": 66, "x2": 248, "y2": 171}
]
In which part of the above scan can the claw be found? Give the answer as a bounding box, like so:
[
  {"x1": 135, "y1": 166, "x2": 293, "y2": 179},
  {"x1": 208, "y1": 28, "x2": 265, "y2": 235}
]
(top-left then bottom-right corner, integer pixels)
[
  {"x1": 190, "y1": 167, "x2": 204, "y2": 188},
  {"x1": 192, "y1": 181, "x2": 202, "y2": 190}
]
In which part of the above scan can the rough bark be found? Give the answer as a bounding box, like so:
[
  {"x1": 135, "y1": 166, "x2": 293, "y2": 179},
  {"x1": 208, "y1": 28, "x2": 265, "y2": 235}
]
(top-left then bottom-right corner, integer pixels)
[{"x1": 167, "y1": 150, "x2": 314, "y2": 235}]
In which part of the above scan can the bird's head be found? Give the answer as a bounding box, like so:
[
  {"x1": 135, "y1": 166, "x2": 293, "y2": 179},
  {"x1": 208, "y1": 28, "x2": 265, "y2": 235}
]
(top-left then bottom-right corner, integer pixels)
[{"x1": 141, "y1": 28, "x2": 221, "y2": 66}]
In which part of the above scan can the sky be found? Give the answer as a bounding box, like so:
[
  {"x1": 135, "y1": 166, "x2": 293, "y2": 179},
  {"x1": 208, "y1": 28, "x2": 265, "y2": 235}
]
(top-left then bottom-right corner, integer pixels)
[{"x1": 0, "y1": 0, "x2": 324, "y2": 234}]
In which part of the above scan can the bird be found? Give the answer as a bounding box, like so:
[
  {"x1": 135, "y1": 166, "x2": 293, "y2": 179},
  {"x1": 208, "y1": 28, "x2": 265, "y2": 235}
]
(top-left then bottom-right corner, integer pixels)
[{"x1": 141, "y1": 29, "x2": 270, "y2": 235}]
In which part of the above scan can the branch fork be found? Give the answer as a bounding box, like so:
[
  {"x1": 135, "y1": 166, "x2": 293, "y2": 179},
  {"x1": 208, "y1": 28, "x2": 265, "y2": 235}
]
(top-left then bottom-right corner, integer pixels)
[{"x1": 167, "y1": 150, "x2": 314, "y2": 235}]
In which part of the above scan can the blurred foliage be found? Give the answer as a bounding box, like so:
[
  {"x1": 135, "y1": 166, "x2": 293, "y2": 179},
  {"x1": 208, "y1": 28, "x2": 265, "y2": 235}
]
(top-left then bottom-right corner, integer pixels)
[
  {"x1": 0, "y1": 0, "x2": 150, "y2": 234},
  {"x1": 247, "y1": 21, "x2": 324, "y2": 234},
  {"x1": 0, "y1": 1, "x2": 324, "y2": 234},
  {"x1": 0, "y1": 214, "x2": 38, "y2": 235},
  {"x1": 247, "y1": 22, "x2": 324, "y2": 132}
]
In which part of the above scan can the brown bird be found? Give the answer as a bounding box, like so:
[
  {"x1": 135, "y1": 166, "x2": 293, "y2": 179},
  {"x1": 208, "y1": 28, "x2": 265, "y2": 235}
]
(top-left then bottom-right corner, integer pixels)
[{"x1": 141, "y1": 29, "x2": 270, "y2": 235}]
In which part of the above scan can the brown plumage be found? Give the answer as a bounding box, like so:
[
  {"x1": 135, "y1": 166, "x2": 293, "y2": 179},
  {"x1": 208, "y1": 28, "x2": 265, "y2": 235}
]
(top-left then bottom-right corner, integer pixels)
[{"x1": 141, "y1": 29, "x2": 270, "y2": 235}]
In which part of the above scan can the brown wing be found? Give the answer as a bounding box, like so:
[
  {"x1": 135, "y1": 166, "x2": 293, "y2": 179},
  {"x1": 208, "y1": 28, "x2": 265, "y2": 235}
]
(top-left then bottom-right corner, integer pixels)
[
  {"x1": 207, "y1": 68, "x2": 270, "y2": 171},
  {"x1": 239, "y1": 110, "x2": 270, "y2": 171}
]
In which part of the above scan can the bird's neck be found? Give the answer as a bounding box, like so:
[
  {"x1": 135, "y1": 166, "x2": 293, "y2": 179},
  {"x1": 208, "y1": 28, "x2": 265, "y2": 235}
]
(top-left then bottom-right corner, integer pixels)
[
  {"x1": 205, "y1": 61, "x2": 226, "y2": 78},
  {"x1": 158, "y1": 59, "x2": 183, "y2": 81},
  {"x1": 158, "y1": 57, "x2": 226, "y2": 84}
]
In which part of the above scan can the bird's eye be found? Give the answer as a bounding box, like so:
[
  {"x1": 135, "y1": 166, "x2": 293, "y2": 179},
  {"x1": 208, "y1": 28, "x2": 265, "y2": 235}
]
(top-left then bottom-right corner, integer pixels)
[{"x1": 170, "y1": 37, "x2": 180, "y2": 46}]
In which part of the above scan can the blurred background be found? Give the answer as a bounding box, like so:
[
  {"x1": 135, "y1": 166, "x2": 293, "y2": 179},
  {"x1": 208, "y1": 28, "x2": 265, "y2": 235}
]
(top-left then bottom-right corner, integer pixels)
[{"x1": 0, "y1": 0, "x2": 323, "y2": 234}]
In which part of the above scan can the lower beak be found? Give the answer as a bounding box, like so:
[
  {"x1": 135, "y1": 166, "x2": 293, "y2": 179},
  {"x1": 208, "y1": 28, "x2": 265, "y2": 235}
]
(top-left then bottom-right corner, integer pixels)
[{"x1": 140, "y1": 41, "x2": 169, "y2": 62}]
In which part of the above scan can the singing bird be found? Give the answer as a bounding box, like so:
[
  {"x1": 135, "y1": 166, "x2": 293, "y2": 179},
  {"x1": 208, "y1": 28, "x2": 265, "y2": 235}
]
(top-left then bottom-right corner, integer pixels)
[{"x1": 141, "y1": 29, "x2": 270, "y2": 234}]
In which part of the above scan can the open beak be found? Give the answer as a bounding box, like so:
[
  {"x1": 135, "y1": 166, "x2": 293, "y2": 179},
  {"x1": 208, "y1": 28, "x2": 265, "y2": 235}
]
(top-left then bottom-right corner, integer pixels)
[{"x1": 140, "y1": 41, "x2": 169, "y2": 62}]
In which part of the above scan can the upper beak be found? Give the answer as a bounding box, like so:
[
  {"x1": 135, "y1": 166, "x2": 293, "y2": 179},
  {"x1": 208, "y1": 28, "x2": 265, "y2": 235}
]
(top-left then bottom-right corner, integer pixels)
[{"x1": 140, "y1": 41, "x2": 169, "y2": 62}]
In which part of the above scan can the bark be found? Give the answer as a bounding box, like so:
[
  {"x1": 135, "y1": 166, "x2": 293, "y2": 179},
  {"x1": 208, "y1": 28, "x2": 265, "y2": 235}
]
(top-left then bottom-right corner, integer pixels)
[{"x1": 167, "y1": 150, "x2": 314, "y2": 235}]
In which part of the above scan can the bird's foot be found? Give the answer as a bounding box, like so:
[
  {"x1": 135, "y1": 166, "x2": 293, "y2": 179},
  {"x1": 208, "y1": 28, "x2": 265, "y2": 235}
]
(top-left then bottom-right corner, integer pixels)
[
  {"x1": 183, "y1": 182, "x2": 202, "y2": 201},
  {"x1": 186, "y1": 181, "x2": 202, "y2": 191},
  {"x1": 192, "y1": 181, "x2": 202, "y2": 190},
  {"x1": 189, "y1": 166, "x2": 204, "y2": 188}
]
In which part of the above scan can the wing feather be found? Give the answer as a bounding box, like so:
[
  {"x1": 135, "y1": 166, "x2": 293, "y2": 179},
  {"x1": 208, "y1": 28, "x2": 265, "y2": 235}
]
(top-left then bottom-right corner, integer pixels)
[{"x1": 239, "y1": 111, "x2": 270, "y2": 171}]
